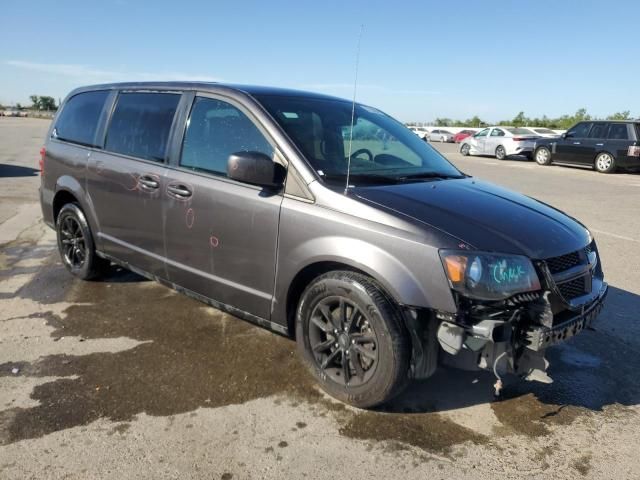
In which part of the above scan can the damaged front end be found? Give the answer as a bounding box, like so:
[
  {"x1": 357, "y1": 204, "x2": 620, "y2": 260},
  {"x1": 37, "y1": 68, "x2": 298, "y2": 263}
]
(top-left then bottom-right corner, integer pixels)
[{"x1": 429, "y1": 243, "x2": 607, "y2": 394}]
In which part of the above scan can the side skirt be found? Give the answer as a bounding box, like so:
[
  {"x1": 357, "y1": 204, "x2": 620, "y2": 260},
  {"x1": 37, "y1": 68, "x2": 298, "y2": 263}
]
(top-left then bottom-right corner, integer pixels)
[{"x1": 97, "y1": 251, "x2": 290, "y2": 337}]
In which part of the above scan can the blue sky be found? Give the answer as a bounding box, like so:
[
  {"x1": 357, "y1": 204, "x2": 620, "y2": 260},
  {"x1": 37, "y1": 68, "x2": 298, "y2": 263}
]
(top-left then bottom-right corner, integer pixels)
[{"x1": 1, "y1": 0, "x2": 638, "y2": 122}]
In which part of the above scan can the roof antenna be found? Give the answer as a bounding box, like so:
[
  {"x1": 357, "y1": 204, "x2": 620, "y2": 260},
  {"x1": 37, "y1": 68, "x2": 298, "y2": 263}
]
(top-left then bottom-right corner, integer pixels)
[{"x1": 344, "y1": 24, "x2": 364, "y2": 195}]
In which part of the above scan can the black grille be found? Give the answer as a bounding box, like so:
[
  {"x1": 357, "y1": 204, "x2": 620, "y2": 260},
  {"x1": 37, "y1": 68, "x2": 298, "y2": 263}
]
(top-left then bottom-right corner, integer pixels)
[
  {"x1": 557, "y1": 276, "x2": 588, "y2": 300},
  {"x1": 546, "y1": 251, "x2": 581, "y2": 274}
]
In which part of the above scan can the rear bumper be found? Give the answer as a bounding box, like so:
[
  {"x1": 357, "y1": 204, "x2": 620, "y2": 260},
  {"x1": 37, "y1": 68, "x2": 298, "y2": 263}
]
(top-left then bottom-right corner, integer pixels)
[
  {"x1": 510, "y1": 143, "x2": 535, "y2": 155},
  {"x1": 525, "y1": 281, "x2": 608, "y2": 351}
]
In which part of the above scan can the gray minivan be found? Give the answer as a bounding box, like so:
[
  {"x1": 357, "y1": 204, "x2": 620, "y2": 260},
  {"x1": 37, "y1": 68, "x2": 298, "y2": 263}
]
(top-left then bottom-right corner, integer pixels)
[{"x1": 40, "y1": 82, "x2": 607, "y2": 407}]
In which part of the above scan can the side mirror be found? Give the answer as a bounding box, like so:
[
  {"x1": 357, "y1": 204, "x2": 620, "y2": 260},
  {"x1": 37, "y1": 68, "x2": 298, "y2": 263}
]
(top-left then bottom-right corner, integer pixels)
[
  {"x1": 561, "y1": 132, "x2": 569, "y2": 139},
  {"x1": 227, "y1": 151, "x2": 285, "y2": 189}
]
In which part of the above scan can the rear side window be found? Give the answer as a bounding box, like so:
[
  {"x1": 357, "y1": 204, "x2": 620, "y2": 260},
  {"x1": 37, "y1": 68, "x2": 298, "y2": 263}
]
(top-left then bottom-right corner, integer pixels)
[
  {"x1": 490, "y1": 128, "x2": 505, "y2": 137},
  {"x1": 54, "y1": 90, "x2": 109, "y2": 146},
  {"x1": 608, "y1": 124, "x2": 629, "y2": 140},
  {"x1": 588, "y1": 122, "x2": 608, "y2": 139},
  {"x1": 180, "y1": 97, "x2": 274, "y2": 176},
  {"x1": 105, "y1": 92, "x2": 180, "y2": 162}
]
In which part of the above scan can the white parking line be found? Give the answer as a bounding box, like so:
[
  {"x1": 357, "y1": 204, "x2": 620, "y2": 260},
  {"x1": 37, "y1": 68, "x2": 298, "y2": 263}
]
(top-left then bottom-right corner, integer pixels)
[{"x1": 591, "y1": 229, "x2": 638, "y2": 243}]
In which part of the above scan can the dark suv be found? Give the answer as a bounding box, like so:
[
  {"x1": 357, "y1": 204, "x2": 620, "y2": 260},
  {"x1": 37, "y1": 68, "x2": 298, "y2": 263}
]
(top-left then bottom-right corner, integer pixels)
[
  {"x1": 40, "y1": 82, "x2": 607, "y2": 407},
  {"x1": 533, "y1": 120, "x2": 640, "y2": 173}
]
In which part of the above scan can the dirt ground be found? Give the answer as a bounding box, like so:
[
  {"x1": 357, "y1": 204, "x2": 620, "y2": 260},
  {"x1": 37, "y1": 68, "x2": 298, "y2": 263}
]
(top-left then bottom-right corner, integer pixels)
[{"x1": 1, "y1": 117, "x2": 639, "y2": 479}]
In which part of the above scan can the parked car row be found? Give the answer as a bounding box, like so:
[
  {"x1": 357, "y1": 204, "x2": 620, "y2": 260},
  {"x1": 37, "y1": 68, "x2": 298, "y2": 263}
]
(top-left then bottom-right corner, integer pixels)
[
  {"x1": 1, "y1": 109, "x2": 28, "y2": 117},
  {"x1": 456, "y1": 121, "x2": 640, "y2": 173}
]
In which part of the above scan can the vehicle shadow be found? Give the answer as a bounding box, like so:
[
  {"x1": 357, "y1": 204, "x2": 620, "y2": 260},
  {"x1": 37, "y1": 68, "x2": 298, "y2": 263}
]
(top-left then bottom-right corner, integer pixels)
[
  {"x1": 0, "y1": 163, "x2": 39, "y2": 177},
  {"x1": 384, "y1": 285, "x2": 640, "y2": 418},
  {"x1": 101, "y1": 265, "x2": 149, "y2": 283}
]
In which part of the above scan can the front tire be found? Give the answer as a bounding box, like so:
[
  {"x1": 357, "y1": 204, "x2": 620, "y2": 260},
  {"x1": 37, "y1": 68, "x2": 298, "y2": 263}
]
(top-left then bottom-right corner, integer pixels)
[
  {"x1": 460, "y1": 143, "x2": 471, "y2": 156},
  {"x1": 495, "y1": 145, "x2": 507, "y2": 160},
  {"x1": 595, "y1": 152, "x2": 616, "y2": 173},
  {"x1": 56, "y1": 203, "x2": 109, "y2": 280},
  {"x1": 534, "y1": 146, "x2": 552, "y2": 165},
  {"x1": 296, "y1": 271, "x2": 410, "y2": 408}
]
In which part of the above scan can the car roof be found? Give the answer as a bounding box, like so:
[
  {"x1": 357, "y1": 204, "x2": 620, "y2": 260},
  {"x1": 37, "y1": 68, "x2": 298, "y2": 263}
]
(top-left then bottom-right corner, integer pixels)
[{"x1": 67, "y1": 81, "x2": 349, "y2": 103}]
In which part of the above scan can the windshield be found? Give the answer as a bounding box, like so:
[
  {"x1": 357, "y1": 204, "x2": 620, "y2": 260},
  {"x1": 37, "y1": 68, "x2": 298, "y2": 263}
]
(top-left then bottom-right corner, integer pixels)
[{"x1": 255, "y1": 95, "x2": 463, "y2": 187}]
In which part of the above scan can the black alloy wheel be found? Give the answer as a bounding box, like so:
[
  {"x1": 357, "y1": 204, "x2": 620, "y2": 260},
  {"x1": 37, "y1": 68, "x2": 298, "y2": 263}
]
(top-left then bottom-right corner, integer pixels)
[
  {"x1": 308, "y1": 296, "x2": 378, "y2": 387},
  {"x1": 59, "y1": 214, "x2": 87, "y2": 269},
  {"x1": 56, "y1": 203, "x2": 108, "y2": 280},
  {"x1": 296, "y1": 271, "x2": 410, "y2": 408}
]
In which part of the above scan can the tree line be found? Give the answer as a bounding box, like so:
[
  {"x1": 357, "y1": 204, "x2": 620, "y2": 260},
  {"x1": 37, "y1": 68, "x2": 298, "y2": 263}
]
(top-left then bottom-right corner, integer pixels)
[
  {"x1": 0, "y1": 95, "x2": 58, "y2": 111},
  {"x1": 410, "y1": 109, "x2": 635, "y2": 130}
]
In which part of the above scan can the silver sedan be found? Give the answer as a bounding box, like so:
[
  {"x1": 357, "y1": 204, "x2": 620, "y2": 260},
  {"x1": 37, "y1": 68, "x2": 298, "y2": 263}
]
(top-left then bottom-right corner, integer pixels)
[
  {"x1": 429, "y1": 129, "x2": 455, "y2": 142},
  {"x1": 459, "y1": 126, "x2": 538, "y2": 160}
]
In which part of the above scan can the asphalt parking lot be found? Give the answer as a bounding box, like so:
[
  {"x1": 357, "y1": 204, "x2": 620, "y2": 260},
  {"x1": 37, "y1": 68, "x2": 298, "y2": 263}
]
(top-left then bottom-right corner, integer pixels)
[{"x1": 1, "y1": 118, "x2": 639, "y2": 479}]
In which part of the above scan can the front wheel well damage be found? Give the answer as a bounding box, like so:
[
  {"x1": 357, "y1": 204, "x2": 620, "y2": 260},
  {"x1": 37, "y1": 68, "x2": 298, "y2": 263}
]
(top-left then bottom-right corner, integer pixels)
[{"x1": 285, "y1": 262, "x2": 439, "y2": 380}]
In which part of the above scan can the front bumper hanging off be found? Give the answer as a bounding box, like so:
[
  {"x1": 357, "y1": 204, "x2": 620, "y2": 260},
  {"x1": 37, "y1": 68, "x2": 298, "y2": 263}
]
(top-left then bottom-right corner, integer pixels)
[{"x1": 526, "y1": 283, "x2": 607, "y2": 351}]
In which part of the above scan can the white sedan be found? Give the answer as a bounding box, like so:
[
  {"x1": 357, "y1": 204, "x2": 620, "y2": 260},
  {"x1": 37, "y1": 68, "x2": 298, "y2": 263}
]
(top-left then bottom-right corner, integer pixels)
[
  {"x1": 459, "y1": 127, "x2": 538, "y2": 160},
  {"x1": 522, "y1": 127, "x2": 560, "y2": 138},
  {"x1": 429, "y1": 129, "x2": 455, "y2": 142}
]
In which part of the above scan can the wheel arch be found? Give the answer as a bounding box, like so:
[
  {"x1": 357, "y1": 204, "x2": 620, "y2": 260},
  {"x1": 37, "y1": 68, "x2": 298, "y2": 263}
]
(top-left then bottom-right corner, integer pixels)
[
  {"x1": 281, "y1": 243, "x2": 427, "y2": 338},
  {"x1": 52, "y1": 176, "x2": 101, "y2": 246},
  {"x1": 593, "y1": 149, "x2": 616, "y2": 164}
]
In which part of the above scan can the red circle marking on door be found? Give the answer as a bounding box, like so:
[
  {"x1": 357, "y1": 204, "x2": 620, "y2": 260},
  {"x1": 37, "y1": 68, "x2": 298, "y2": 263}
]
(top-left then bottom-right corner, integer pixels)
[{"x1": 185, "y1": 208, "x2": 195, "y2": 229}]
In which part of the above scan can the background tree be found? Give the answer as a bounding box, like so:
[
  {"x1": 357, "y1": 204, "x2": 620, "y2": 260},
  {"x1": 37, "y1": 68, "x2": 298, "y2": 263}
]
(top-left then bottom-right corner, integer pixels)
[
  {"x1": 39, "y1": 96, "x2": 56, "y2": 111},
  {"x1": 434, "y1": 118, "x2": 452, "y2": 127},
  {"x1": 607, "y1": 111, "x2": 631, "y2": 120},
  {"x1": 29, "y1": 95, "x2": 40, "y2": 110}
]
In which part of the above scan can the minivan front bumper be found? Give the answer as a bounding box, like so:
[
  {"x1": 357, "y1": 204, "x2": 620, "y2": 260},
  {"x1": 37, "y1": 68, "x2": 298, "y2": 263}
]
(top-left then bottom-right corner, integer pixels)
[{"x1": 526, "y1": 281, "x2": 607, "y2": 351}]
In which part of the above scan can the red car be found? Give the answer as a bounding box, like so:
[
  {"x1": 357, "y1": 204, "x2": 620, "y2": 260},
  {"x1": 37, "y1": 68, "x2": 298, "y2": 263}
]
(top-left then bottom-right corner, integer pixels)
[{"x1": 454, "y1": 129, "x2": 478, "y2": 143}]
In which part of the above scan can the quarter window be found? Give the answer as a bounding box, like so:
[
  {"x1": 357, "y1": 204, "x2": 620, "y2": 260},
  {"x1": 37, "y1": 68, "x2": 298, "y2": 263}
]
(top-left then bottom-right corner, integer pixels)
[
  {"x1": 567, "y1": 122, "x2": 591, "y2": 138},
  {"x1": 181, "y1": 97, "x2": 274, "y2": 176},
  {"x1": 588, "y1": 123, "x2": 608, "y2": 139},
  {"x1": 53, "y1": 90, "x2": 109, "y2": 147},
  {"x1": 105, "y1": 92, "x2": 180, "y2": 162},
  {"x1": 608, "y1": 124, "x2": 629, "y2": 140}
]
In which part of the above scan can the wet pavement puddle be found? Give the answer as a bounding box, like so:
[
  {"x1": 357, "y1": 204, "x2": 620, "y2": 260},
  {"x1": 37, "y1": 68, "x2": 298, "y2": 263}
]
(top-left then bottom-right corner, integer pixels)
[{"x1": 1, "y1": 243, "x2": 640, "y2": 461}]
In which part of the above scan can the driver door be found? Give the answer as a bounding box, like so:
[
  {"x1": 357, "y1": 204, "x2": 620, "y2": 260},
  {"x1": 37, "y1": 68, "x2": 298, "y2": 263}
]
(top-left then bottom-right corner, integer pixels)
[
  {"x1": 556, "y1": 122, "x2": 593, "y2": 163},
  {"x1": 163, "y1": 94, "x2": 285, "y2": 319},
  {"x1": 473, "y1": 128, "x2": 490, "y2": 154}
]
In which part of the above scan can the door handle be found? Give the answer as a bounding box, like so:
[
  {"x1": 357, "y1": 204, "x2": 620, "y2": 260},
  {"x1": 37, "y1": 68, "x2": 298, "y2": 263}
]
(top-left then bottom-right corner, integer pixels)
[
  {"x1": 139, "y1": 175, "x2": 159, "y2": 189},
  {"x1": 167, "y1": 184, "x2": 192, "y2": 198},
  {"x1": 596, "y1": 143, "x2": 604, "y2": 146},
  {"x1": 573, "y1": 142, "x2": 581, "y2": 145}
]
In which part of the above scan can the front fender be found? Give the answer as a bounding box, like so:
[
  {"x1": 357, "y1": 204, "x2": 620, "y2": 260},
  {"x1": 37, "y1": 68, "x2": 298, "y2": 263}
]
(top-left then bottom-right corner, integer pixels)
[{"x1": 287, "y1": 236, "x2": 428, "y2": 307}]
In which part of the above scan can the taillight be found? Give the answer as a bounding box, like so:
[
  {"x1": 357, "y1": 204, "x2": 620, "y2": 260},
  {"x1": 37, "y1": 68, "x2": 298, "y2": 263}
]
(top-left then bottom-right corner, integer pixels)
[
  {"x1": 39, "y1": 147, "x2": 46, "y2": 173},
  {"x1": 512, "y1": 137, "x2": 528, "y2": 142}
]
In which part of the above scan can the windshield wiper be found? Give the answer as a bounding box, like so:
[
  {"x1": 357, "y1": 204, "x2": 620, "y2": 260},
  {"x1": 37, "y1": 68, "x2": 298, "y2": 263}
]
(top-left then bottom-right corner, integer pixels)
[
  {"x1": 397, "y1": 172, "x2": 466, "y2": 181},
  {"x1": 322, "y1": 173, "x2": 401, "y2": 185}
]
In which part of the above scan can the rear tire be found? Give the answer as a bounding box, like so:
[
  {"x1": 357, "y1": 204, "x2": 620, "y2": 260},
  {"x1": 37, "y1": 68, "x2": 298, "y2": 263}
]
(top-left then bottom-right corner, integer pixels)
[
  {"x1": 534, "y1": 146, "x2": 552, "y2": 165},
  {"x1": 56, "y1": 203, "x2": 109, "y2": 280},
  {"x1": 296, "y1": 271, "x2": 410, "y2": 408},
  {"x1": 595, "y1": 152, "x2": 616, "y2": 173},
  {"x1": 495, "y1": 145, "x2": 507, "y2": 160}
]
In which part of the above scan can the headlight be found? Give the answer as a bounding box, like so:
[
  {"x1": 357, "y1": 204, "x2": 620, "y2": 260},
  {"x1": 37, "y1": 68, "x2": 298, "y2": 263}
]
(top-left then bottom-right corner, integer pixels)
[{"x1": 439, "y1": 250, "x2": 541, "y2": 301}]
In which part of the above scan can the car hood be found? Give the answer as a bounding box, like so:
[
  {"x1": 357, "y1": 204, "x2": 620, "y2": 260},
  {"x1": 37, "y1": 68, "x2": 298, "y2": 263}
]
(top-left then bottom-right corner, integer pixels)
[{"x1": 353, "y1": 178, "x2": 591, "y2": 259}]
